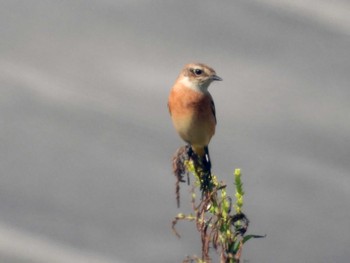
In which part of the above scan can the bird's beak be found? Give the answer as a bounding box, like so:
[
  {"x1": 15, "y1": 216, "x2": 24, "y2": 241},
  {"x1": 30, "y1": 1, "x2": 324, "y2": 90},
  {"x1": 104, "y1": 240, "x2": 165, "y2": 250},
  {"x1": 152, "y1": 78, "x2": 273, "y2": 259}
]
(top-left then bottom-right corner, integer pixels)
[{"x1": 211, "y1": 75, "x2": 223, "y2": 81}]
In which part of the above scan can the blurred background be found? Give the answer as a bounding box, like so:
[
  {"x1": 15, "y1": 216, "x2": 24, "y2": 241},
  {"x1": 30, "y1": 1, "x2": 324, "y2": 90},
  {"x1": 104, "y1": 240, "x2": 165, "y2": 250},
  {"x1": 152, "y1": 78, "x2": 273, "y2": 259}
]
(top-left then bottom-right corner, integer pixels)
[{"x1": 1, "y1": 0, "x2": 349, "y2": 262}]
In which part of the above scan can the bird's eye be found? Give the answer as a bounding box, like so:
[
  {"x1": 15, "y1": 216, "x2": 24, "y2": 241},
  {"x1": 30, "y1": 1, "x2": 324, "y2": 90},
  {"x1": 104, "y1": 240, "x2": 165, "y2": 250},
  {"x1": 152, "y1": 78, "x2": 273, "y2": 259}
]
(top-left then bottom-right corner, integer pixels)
[{"x1": 194, "y1": 69, "x2": 203, "y2": 75}]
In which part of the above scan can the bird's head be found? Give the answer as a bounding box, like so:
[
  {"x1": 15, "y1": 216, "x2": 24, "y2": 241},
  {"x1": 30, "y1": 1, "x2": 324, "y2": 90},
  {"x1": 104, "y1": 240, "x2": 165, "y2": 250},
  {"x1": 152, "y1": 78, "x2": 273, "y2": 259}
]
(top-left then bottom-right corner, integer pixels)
[{"x1": 178, "y1": 63, "x2": 222, "y2": 92}]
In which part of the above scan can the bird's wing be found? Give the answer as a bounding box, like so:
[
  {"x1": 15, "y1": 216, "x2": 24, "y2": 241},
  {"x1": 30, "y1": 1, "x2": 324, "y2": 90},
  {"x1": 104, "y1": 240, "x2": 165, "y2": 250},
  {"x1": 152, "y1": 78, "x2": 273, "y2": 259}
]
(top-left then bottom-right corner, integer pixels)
[{"x1": 211, "y1": 98, "x2": 216, "y2": 124}]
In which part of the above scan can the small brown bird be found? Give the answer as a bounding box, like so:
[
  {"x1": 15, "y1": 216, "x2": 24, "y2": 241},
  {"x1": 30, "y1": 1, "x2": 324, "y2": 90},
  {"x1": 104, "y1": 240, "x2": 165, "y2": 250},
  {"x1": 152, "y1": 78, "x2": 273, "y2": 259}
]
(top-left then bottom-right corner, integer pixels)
[{"x1": 168, "y1": 63, "x2": 222, "y2": 171}]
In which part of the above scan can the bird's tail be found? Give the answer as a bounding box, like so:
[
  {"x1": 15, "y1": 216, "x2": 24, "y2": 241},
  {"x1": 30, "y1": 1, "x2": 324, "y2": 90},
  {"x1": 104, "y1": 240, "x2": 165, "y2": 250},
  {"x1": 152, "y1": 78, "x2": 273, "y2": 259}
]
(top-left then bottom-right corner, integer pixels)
[
  {"x1": 191, "y1": 145, "x2": 212, "y2": 173},
  {"x1": 172, "y1": 145, "x2": 214, "y2": 206},
  {"x1": 191, "y1": 145, "x2": 213, "y2": 193}
]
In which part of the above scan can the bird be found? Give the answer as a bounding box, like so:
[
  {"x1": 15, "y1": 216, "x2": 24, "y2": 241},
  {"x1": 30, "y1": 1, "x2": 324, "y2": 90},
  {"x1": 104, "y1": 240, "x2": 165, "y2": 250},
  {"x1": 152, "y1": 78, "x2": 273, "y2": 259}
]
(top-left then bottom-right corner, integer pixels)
[{"x1": 168, "y1": 63, "x2": 222, "y2": 174}]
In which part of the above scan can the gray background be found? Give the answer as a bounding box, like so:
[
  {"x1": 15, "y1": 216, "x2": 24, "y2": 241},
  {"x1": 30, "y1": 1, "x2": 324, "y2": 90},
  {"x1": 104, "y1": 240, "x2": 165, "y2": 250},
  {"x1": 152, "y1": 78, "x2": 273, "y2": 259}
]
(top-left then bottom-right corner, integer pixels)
[{"x1": 1, "y1": 0, "x2": 349, "y2": 262}]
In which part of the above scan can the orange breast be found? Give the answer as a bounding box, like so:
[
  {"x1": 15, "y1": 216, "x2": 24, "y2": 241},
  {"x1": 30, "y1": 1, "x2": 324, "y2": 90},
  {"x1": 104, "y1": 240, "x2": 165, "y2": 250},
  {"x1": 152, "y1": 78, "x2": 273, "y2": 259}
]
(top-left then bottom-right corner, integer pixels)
[{"x1": 168, "y1": 84, "x2": 216, "y2": 147}]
